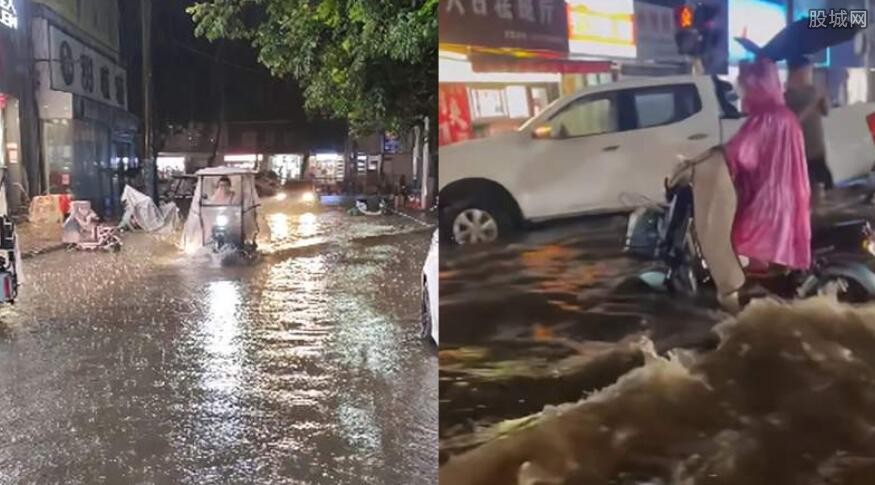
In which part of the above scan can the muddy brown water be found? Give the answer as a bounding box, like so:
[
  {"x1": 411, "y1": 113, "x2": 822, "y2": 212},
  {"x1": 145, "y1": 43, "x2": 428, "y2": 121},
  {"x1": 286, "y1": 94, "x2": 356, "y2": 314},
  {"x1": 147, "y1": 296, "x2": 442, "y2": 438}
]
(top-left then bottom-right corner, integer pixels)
[{"x1": 440, "y1": 192, "x2": 875, "y2": 483}]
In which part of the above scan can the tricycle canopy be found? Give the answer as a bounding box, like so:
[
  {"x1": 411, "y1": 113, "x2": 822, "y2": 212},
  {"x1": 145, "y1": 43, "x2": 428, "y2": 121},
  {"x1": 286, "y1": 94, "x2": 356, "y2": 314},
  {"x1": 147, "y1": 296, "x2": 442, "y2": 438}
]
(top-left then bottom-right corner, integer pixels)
[{"x1": 181, "y1": 167, "x2": 261, "y2": 253}]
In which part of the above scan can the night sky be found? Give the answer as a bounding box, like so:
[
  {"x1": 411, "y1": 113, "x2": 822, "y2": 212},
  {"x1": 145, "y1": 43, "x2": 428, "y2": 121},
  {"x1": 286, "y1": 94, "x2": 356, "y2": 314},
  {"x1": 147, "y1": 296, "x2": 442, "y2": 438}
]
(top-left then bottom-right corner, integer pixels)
[{"x1": 119, "y1": 1, "x2": 346, "y2": 144}]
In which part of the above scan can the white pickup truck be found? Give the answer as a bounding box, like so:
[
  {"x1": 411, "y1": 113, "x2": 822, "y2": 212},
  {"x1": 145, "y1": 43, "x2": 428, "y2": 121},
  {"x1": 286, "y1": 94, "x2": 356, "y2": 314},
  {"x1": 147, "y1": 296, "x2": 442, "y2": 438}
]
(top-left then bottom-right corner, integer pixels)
[{"x1": 439, "y1": 75, "x2": 875, "y2": 244}]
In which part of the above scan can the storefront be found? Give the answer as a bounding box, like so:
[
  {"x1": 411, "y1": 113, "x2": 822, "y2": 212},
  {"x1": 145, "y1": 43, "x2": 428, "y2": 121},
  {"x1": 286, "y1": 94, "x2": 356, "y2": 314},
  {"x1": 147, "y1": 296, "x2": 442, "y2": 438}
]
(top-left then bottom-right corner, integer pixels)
[
  {"x1": 438, "y1": 0, "x2": 637, "y2": 145},
  {"x1": 269, "y1": 154, "x2": 304, "y2": 183},
  {"x1": 439, "y1": 54, "x2": 567, "y2": 139},
  {"x1": 438, "y1": 0, "x2": 571, "y2": 142},
  {"x1": 307, "y1": 153, "x2": 345, "y2": 188},
  {"x1": 32, "y1": 12, "x2": 138, "y2": 218},
  {"x1": 0, "y1": 0, "x2": 27, "y2": 212}
]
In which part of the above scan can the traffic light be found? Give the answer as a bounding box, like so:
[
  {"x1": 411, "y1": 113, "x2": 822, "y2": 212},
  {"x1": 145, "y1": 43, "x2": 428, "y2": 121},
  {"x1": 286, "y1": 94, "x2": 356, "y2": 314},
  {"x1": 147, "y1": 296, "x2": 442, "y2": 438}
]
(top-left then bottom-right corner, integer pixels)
[
  {"x1": 674, "y1": 2, "x2": 722, "y2": 58},
  {"x1": 676, "y1": 5, "x2": 694, "y2": 29}
]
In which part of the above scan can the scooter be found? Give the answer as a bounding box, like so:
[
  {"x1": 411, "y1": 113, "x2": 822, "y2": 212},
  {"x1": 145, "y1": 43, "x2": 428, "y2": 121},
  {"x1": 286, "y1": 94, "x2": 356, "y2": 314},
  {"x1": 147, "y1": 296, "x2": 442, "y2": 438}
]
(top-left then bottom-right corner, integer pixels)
[
  {"x1": 351, "y1": 197, "x2": 390, "y2": 216},
  {"x1": 0, "y1": 216, "x2": 19, "y2": 304},
  {"x1": 629, "y1": 154, "x2": 875, "y2": 311}
]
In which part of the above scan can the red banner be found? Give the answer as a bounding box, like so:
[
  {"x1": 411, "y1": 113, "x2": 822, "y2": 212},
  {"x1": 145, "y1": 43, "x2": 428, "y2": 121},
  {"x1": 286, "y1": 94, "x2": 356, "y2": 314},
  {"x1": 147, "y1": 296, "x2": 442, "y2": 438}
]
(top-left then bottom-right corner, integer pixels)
[{"x1": 438, "y1": 84, "x2": 473, "y2": 146}]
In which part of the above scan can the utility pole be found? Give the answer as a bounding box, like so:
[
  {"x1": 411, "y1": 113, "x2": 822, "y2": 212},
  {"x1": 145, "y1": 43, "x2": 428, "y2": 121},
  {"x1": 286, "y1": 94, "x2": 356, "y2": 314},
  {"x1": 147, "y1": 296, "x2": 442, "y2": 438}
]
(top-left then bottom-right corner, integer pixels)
[
  {"x1": 420, "y1": 117, "x2": 430, "y2": 210},
  {"x1": 141, "y1": 0, "x2": 155, "y2": 200},
  {"x1": 865, "y1": 0, "x2": 872, "y2": 102}
]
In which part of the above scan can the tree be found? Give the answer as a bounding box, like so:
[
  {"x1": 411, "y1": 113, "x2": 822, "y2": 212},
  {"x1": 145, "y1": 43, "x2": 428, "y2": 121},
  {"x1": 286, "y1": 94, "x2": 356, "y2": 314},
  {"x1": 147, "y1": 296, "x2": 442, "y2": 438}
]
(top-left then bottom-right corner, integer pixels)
[{"x1": 187, "y1": 0, "x2": 438, "y2": 136}]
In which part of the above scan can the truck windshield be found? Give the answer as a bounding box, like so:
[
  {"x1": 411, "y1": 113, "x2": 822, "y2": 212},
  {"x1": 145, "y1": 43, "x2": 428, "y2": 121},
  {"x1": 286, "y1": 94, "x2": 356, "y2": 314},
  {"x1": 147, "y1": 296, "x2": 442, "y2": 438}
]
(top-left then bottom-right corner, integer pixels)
[{"x1": 518, "y1": 97, "x2": 564, "y2": 131}]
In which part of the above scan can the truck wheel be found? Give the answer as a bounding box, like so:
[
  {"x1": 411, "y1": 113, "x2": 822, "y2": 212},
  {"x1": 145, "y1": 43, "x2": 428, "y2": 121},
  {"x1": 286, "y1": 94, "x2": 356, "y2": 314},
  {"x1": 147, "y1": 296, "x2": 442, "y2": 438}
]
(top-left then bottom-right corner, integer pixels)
[{"x1": 440, "y1": 197, "x2": 514, "y2": 245}]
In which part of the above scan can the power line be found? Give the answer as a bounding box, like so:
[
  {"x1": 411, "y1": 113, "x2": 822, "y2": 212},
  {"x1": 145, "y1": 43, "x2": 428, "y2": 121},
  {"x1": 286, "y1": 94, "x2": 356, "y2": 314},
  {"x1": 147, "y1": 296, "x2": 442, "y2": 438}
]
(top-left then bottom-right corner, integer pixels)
[{"x1": 166, "y1": 37, "x2": 267, "y2": 75}]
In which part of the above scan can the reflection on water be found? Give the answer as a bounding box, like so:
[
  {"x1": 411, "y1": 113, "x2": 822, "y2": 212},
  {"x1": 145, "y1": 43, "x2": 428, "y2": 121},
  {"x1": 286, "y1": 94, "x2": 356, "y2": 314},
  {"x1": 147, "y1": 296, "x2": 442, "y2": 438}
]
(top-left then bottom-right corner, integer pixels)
[
  {"x1": 203, "y1": 281, "x2": 243, "y2": 391},
  {"x1": 267, "y1": 212, "x2": 318, "y2": 242},
  {"x1": 268, "y1": 213, "x2": 290, "y2": 241},
  {"x1": 299, "y1": 212, "x2": 318, "y2": 238},
  {"x1": 0, "y1": 207, "x2": 436, "y2": 484}
]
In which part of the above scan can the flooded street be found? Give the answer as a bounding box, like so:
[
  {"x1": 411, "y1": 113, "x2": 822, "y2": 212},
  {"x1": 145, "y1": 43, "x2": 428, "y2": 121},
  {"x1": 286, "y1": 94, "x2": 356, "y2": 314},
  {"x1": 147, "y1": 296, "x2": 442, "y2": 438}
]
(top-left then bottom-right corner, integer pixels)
[
  {"x1": 0, "y1": 203, "x2": 437, "y2": 484},
  {"x1": 439, "y1": 188, "x2": 875, "y2": 476},
  {"x1": 439, "y1": 215, "x2": 725, "y2": 458}
]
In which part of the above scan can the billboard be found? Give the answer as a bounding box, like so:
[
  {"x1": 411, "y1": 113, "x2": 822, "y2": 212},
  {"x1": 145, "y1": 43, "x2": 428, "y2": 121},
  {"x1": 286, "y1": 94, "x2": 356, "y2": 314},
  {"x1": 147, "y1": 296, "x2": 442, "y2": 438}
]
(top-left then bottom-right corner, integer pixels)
[
  {"x1": 728, "y1": 0, "x2": 786, "y2": 63},
  {"x1": 48, "y1": 25, "x2": 127, "y2": 109},
  {"x1": 439, "y1": 0, "x2": 569, "y2": 53},
  {"x1": 567, "y1": 0, "x2": 636, "y2": 58}
]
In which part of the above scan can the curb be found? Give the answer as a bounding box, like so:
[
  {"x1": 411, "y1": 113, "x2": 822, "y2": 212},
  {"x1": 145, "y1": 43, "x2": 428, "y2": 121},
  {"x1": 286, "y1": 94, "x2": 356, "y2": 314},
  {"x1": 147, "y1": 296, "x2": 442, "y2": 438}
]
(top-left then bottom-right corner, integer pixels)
[{"x1": 21, "y1": 243, "x2": 67, "y2": 260}]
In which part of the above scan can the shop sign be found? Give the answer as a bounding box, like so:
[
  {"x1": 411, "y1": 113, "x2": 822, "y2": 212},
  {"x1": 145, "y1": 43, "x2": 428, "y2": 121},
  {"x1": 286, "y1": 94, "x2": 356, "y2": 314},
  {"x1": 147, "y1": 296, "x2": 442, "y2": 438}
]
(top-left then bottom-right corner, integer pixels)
[
  {"x1": 438, "y1": 84, "x2": 473, "y2": 146},
  {"x1": 0, "y1": 0, "x2": 17, "y2": 30},
  {"x1": 48, "y1": 25, "x2": 127, "y2": 110},
  {"x1": 567, "y1": 0, "x2": 636, "y2": 58},
  {"x1": 382, "y1": 132, "x2": 401, "y2": 154},
  {"x1": 439, "y1": 0, "x2": 569, "y2": 53}
]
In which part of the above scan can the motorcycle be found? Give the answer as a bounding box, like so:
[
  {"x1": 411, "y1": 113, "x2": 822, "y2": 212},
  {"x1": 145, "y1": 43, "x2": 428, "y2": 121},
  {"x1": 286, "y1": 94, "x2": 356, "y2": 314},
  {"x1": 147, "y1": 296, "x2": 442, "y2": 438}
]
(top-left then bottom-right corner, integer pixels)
[{"x1": 629, "y1": 149, "x2": 875, "y2": 312}]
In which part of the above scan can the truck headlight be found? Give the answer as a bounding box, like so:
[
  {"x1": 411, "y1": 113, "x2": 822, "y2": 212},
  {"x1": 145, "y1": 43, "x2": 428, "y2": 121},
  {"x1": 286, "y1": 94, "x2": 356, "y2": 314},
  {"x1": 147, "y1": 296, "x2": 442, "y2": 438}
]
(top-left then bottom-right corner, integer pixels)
[
  {"x1": 275, "y1": 192, "x2": 288, "y2": 201},
  {"x1": 301, "y1": 191, "x2": 315, "y2": 203}
]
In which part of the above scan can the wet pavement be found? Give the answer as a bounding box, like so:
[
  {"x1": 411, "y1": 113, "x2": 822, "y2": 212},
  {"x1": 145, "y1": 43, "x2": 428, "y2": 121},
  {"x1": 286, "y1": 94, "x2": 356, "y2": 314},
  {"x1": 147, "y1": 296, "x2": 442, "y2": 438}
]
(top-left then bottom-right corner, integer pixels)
[
  {"x1": 0, "y1": 201, "x2": 437, "y2": 484},
  {"x1": 439, "y1": 187, "x2": 875, "y2": 463}
]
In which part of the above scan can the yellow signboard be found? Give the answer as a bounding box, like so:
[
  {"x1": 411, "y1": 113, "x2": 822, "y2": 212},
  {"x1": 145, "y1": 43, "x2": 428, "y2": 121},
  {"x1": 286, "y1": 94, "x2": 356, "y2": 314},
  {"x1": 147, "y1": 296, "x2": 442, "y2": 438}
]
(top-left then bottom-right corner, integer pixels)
[
  {"x1": 32, "y1": 0, "x2": 119, "y2": 52},
  {"x1": 566, "y1": 0, "x2": 636, "y2": 58}
]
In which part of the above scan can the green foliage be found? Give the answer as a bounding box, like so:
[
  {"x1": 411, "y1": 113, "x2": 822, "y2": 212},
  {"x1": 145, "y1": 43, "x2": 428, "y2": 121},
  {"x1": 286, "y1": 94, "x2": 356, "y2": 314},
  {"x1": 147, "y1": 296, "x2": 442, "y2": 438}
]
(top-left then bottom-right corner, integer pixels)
[{"x1": 188, "y1": 0, "x2": 437, "y2": 136}]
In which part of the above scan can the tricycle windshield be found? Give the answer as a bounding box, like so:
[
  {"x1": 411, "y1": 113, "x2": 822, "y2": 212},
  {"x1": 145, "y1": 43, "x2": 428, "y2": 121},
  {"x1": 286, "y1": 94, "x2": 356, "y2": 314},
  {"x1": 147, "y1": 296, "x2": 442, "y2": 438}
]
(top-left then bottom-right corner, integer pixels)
[
  {"x1": 199, "y1": 174, "x2": 247, "y2": 207},
  {"x1": 181, "y1": 168, "x2": 261, "y2": 253}
]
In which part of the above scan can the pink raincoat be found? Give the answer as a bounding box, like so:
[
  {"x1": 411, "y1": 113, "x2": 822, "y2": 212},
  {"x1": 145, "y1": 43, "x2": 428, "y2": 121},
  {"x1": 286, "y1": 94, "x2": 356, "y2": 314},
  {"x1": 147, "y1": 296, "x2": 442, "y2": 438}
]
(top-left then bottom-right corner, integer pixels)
[{"x1": 725, "y1": 59, "x2": 811, "y2": 270}]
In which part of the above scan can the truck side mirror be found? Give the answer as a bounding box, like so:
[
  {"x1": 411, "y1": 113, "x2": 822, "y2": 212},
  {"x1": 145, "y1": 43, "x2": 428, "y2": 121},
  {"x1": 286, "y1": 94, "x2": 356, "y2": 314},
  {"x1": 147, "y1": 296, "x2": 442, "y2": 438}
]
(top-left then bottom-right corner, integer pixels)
[{"x1": 532, "y1": 125, "x2": 552, "y2": 140}]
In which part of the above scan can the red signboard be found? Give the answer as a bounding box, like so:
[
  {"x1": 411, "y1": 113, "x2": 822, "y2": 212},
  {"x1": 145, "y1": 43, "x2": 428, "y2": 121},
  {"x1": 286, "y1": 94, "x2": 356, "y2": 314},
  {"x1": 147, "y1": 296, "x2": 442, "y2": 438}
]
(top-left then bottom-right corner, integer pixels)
[{"x1": 439, "y1": 84, "x2": 473, "y2": 146}]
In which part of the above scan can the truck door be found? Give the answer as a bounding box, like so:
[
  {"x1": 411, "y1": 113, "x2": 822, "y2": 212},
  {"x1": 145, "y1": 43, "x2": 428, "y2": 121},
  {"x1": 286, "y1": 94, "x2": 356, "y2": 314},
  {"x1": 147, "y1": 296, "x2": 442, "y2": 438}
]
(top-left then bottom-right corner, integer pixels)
[{"x1": 618, "y1": 82, "x2": 720, "y2": 207}]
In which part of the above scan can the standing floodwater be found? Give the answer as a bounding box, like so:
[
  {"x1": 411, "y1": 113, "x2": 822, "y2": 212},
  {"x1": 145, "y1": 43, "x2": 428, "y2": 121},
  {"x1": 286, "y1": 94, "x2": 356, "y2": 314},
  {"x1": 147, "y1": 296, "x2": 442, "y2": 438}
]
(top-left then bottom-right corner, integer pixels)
[
  {"x1": 440, "y1": 189, "x2": 875, "y2": 483},
  {"x1": 0, "y1": 206, "x2": 437, "y2": 484}
]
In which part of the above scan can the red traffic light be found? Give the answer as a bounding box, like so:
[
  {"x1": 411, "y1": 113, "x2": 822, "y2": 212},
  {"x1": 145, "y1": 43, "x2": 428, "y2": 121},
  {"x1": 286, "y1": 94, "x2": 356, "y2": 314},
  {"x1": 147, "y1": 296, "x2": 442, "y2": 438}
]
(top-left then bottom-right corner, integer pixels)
[{"x1": 676, "y1": 5, "x2": 694, "y2": 29}]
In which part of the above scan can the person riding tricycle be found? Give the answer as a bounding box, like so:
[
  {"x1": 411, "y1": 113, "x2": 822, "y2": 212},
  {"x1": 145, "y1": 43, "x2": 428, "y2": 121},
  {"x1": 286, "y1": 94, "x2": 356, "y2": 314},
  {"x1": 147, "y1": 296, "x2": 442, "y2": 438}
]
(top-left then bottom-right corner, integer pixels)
[{"x1": 181, "y1": 168, "x2": 261, "y2": 257}]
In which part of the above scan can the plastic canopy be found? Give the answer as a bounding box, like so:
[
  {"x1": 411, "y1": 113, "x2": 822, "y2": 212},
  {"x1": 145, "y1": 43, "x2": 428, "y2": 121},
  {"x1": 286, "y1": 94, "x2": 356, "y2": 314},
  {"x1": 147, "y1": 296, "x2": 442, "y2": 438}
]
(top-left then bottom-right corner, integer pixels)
[
  {"x1": 120, "y1": 185, "x2": 179, "y2": 233},
  {"x1": 181, "y1": 167, "x2": 261, "y2": 253}
]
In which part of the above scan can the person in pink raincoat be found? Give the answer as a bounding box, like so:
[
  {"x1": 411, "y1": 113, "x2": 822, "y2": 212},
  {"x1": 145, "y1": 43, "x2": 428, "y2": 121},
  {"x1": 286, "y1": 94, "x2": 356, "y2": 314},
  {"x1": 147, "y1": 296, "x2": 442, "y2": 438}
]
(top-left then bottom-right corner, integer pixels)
[{"x1": 725, "y1": 58, "x2": 811, "y2": 271}]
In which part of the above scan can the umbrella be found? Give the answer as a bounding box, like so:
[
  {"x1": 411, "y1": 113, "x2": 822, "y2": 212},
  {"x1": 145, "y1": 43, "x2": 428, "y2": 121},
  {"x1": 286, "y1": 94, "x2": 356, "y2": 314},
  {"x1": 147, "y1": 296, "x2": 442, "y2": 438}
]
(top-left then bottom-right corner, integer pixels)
[{"x1": 735, "y1": 16, "x2": 861, "y2": 62}]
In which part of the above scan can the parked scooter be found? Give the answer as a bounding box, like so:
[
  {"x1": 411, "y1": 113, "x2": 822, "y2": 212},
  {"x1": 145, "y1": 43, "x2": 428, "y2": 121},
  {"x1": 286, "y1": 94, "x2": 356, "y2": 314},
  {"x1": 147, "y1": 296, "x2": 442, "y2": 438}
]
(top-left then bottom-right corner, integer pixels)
[
  {"x1": 351, "y1": 197, "x2": 390, "y2": 216},
  {"x1": 62, "y1": 201, "x2": 122, "y2": 253},
  {"x1": 628, "y1": 150, "x2": 875, "y2": 311},
  {"x1": 0, "y1": 215, "x2": 19, "y2": 304}
]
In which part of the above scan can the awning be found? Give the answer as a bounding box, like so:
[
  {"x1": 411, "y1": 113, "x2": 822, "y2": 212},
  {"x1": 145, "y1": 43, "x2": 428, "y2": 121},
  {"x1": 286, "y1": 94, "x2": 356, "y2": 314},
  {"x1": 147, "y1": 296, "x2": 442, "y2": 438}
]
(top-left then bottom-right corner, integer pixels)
[{"x1": 469, "y1": 54, "x2": 613, "y2": 74}]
